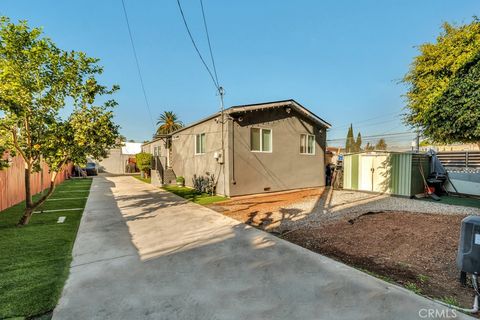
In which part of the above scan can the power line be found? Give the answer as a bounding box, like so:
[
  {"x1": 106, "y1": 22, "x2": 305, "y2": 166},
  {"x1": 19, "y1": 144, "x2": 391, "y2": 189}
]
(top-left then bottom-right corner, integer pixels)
[
  {"x1": 329, "y1": 118, "x2": 402, "y2": 133},
  {"x1": 329, "y1": 111, "x2": 403, "y2": 131},
  {"x1": 327, "y1": 131, "x2": 414, "y2": 142},
  {"x1": 120, "y1": 0, "x2": 155, "y2": 130},
  {"x1": 176, "y1": 0, "x2": 219, "y2": 90},
  {"x1": 200, "y1": 0, "x2": 219, "y2": 86}
]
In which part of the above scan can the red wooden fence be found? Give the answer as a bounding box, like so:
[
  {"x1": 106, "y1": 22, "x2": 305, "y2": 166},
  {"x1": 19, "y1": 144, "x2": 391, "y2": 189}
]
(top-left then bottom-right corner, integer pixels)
[{"x1": 0, "y1": 156, "x2": 73, "y2": 212}]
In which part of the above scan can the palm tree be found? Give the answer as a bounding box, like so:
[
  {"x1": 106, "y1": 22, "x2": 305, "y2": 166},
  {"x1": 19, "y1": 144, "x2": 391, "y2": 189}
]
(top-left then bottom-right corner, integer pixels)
[
  {"x1": 156, "y1": 111, "x2": 183, "y2": 135},
  {"x1": 156, "y1": 111, "x2": 183, "y2": 169}
]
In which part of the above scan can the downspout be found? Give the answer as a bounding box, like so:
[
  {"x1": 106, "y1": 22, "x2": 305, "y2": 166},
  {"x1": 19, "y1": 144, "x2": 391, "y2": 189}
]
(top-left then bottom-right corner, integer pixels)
[{"x1": 232, "y1": 119, "x2": 236, "y2": 185}]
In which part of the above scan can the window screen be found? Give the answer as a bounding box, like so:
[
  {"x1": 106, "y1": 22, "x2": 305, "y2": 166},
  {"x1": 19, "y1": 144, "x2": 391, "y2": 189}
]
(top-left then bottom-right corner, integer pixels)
[
  {"x1": 195, "y1": 133, "x2": 206, "y2": 154},
  {"x1": 251, "y1": 128, "x2": 261, "y2": 151}
]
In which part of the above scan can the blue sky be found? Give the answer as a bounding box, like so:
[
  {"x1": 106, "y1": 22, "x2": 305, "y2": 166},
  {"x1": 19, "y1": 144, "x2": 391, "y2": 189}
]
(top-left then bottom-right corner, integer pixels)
[{"x1": 1, "y1": 1, "x2": 478, "y2": 145}]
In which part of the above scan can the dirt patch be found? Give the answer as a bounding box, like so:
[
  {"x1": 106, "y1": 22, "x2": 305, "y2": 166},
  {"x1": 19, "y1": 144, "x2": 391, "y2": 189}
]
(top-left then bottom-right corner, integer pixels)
[
  {"x1": 282, "y1": 211, "x2": 476, "y2": 308},
  {"x1": 207, "y1": 188, "x2": 324, "y2": 230}
]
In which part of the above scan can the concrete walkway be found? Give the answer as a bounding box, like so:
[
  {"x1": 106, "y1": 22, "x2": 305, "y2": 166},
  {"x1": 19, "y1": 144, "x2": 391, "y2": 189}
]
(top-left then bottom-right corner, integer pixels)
[{"x1": 53, "y1": 175, "x2": 471, "y2": 320}]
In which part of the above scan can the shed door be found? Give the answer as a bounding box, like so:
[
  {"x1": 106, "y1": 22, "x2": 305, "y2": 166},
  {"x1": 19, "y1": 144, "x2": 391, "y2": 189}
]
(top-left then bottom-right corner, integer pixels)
[
  {"x1": 360, "y1": 155, "x2": 375, "y2": 191},
  {"x1": 372, "y1": 155, "x2": 389, "y2": 193}
]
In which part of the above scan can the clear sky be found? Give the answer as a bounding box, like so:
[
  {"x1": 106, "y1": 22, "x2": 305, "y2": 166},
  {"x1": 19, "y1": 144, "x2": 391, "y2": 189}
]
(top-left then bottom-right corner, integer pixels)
[{"x1": 1, "y1": 1, "x2": 478, "y2": 145}]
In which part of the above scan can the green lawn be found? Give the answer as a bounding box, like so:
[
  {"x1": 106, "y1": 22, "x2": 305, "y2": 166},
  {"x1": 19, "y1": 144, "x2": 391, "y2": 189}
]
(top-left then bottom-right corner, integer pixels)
[
  {"x1": 422, "y1": 194, "x2": 480, "y2": 208},
  {"x1": 0, "y1": 178, "x2": 92, "y2": 319},
  {"x1": 132, "y1": 174, "x2": 151, "y2": 184},
  {"x1": 162, "y1": 185, "x2": 227, "y2": 205}
]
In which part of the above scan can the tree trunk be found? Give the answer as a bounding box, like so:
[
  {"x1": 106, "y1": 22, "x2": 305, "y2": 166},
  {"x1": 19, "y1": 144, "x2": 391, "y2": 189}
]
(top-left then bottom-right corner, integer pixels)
[
  {"x1": 17, "y1": 206, "x2": 35, "y2": 225},
  {"x1": 24, "y1": 164, "x2": 33, "y2": 209},
  {"x1": 17, "y1": 171, "x2": 59, "y2": 226}
]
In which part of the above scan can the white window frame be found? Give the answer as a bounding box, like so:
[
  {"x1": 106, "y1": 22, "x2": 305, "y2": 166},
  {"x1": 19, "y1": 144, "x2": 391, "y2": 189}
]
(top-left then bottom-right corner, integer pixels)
[
  {"x1": 300, "y1": 134, "x2": 315, "y2": 155},
  {"x1": 195, "y1": 133, "x2": 206, "y2": 155},
  {"x1": 250, "y1": 127, "x2": 273, "y2": 153}
]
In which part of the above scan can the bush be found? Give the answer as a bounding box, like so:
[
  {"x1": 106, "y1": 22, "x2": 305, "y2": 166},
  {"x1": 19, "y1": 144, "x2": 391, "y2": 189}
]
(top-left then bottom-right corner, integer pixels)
[
  {"x1": 176, "y1": 176, "x2": 185, "y2": 186},
  {"x1": 192, "y1": 172, "x2": 216, "y2": 195},
  {"x1": 135, "y1": 152, "x2": 152, "y2": 177}
]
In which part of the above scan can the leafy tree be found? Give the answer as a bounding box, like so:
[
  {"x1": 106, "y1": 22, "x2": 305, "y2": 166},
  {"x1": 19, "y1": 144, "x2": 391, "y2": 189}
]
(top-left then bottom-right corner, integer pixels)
[
  {"x1": 135, "y1": 152, "x2": 151, "y2": 178},
  {"x1": 345, "y1": 124, "x2": 354, "y2": 153},
  {"x1": 0, "y1": 18, "x2": 119, "y2": 225},
  {"x1": 156, "y1": 111, "x2": 183, "y2": 135},
  {"x1": 403, "y1": 18, "x2": 480, "y2": 146},
  {"x1": 375, "y1": 138, "x2": 387, "y2": 150}
]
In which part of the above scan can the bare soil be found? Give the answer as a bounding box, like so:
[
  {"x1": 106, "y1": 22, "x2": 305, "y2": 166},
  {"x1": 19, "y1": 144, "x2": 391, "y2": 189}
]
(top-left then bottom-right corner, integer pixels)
[
  {"x1": 207, "y1": 188, "x2": 324, "y2": 230},
  {"x1": 282, "y1": 211, "x2": 475, "y2": 308}
]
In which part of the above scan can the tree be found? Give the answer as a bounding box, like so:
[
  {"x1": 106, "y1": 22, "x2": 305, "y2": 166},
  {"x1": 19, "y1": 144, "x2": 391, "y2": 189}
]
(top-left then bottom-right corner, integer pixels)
[
  {"x1": 345, "y1": 124, "x2": 354, "y2": 153},
  {"x1": 0, "y1": 18, "x2": 120, "y2": 225},
  {"x1": 354, "y1": 132, "x2": 362, "y2": 152},
  {"x1": 365, "y1": 142, "x2": 375, "y2": 151},
  {"x1": 135, "y1": 152, "x2": 151, "y2": 178},
  {"x1": 403, "y1": 18, "x2": 480, "y2": 146},
  {"x1": 375, "y1": 138, "x2": 387, "y2": 150},
  {"x1": 156, "y1": 111, "x2": 183, "y2": 135}
]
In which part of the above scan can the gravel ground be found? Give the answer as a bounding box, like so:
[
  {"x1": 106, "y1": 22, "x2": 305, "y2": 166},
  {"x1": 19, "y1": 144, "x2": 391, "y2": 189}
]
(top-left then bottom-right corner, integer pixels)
[{"x1": 277, "y1": 188, "x2": 480, "y2": 232}]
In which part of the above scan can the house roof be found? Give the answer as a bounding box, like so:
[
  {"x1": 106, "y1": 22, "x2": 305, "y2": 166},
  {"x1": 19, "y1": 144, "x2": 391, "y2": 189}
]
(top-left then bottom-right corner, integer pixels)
[
  {"x1": 169, "y1": 99, "x2": 331, "y2": 136},
  {"x1": 227, "y1": 99, "x2": 331, "y2": 128}
]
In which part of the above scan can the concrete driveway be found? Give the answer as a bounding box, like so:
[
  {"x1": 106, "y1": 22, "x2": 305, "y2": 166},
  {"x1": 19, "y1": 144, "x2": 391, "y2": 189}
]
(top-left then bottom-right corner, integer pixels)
[{"x1": 53, "y1": 175, "x2": 471, "y2": 320}]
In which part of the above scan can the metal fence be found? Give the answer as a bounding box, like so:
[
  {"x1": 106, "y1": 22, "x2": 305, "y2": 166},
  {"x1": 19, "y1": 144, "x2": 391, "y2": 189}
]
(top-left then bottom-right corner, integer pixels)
[
  {"x1": 437, "y1": 151, "x2": 480, "y2": 168},
  {"x1": 0, "y1": 156, "x2": 72, "y2": 212}
]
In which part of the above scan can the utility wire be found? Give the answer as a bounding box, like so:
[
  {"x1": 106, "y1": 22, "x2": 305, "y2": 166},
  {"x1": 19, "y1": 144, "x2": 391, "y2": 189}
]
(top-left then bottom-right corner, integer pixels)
[
  {"x1": 327, "y1": 131, "x2": 414, "y2": 142},
  {"x1": 200, "y1": 0, "x2": 219, "y2": 86},
  {"x1": 120, "y1": 0, "x2": 155, "y2": 129},
  {"x1": 176, "y1": 0, "x2": 220, "y2": 90},
  {"x1": 329, "y1": 111, "x2": 403, "y2": 131}
]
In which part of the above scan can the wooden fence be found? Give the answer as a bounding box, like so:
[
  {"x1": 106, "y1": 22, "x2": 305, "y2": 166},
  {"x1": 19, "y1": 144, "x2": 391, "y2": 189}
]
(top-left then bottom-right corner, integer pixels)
[
  {"x1": 437, "y1": 151, "x2": 480, "y2": 168},
  {"x1": 0, "y1": 156, "x2": 73, "y2": 212}
]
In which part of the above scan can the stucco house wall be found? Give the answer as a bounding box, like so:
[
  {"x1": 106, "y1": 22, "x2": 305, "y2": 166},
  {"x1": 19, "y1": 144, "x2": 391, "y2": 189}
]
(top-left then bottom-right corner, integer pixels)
[
  {"x1": 227, "y1": 108, "x2": 326, "y2": 197},
  {"x1": 170, "y1": 117, "x2": 229, "y2": 196}
]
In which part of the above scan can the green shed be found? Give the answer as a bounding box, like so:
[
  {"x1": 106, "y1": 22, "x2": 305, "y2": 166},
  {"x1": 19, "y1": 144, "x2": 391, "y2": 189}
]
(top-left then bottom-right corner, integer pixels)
[{"x1": 342, "y1": 151, "x2": 430, "y2": 197}]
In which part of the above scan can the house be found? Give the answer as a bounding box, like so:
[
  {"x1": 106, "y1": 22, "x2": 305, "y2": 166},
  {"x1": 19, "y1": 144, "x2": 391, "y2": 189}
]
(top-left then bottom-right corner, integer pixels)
[
  {"x1": 143, "y1": 100, "x2": 331, "y2": 197},
  {"x1": 93, "y1": 142, "x2": 142, "y2": 174}
]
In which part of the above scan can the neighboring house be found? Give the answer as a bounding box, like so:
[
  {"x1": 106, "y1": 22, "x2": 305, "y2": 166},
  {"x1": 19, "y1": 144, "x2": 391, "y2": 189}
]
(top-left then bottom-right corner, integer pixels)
[
  {"x1": 93, "y1": 142, "x2": 142, "y2": 174},
  {"x1": 143, "y1": 99, "x2": 331, "y2": 197}
]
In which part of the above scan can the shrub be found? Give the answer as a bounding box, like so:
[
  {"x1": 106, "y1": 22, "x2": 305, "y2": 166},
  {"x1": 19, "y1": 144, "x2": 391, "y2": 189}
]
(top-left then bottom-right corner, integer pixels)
[
  {"x1": 192, "y1": 172, "x2": 216, "y2": 195},
  {"x1": 176, "y1": 176, "x2": 185, "y2": 185},
  {"x1": 135, "y1": 152, "x2": 152, "y2": 177}
]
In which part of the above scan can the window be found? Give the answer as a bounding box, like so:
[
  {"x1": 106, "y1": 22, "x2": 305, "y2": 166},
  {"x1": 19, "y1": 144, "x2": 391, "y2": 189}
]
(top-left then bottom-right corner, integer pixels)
[
  {"x1": 250, "y1": 128, "x2": 272, "y2": 152},
  {"x1": 300, "y1": 134, "x2": 315, "y2": 155},
  {"x1": 195, "y1": 133, "x2": 206, "y2": 154}
]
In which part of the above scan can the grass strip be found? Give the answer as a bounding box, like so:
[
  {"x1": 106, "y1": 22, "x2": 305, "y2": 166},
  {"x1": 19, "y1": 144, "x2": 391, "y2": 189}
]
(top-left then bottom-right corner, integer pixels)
[{"x1": 0, "y1": 178, "x2": 92, "y2": 319}]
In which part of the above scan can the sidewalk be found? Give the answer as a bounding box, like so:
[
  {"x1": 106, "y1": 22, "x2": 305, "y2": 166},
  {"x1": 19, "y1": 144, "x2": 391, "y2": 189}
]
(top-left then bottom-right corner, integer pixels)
[{"x1": 53, "y1": 175, "x2": 471, "y2": 320}]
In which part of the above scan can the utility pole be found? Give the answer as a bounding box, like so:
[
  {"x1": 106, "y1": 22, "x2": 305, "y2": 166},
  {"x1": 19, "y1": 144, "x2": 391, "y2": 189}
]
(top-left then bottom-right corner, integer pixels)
[
  {"x1": 219, "y1": 86, "x2": 226, "y2": 196},
  {"x1": 415, "y1": 130, "x2": 420, "y2": 153}
]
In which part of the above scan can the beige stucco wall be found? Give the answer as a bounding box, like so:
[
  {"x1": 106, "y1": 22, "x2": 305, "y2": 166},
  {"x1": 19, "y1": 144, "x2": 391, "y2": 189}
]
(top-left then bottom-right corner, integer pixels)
[
  {"x1": 94, "y1": 149, "x2": 130, "y2": 174},
  {"x1": 227, "y1": 108, "x2": 326, "y2": 197},
  {"x1": 171, "y1": 117, "x2": 229, "y2": 196}
]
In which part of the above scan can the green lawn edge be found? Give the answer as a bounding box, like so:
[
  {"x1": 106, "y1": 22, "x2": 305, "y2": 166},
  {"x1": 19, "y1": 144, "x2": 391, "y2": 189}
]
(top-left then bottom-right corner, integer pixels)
[
  {"x1": 0, "y1": 178, "x2": 92, "y2": 319},
  {"x1": 131, "y1": 175, "x2": 228, "y2": 205},
  {"x1": 162, "y1": 185, "x2": 228, "y2": 205}
]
